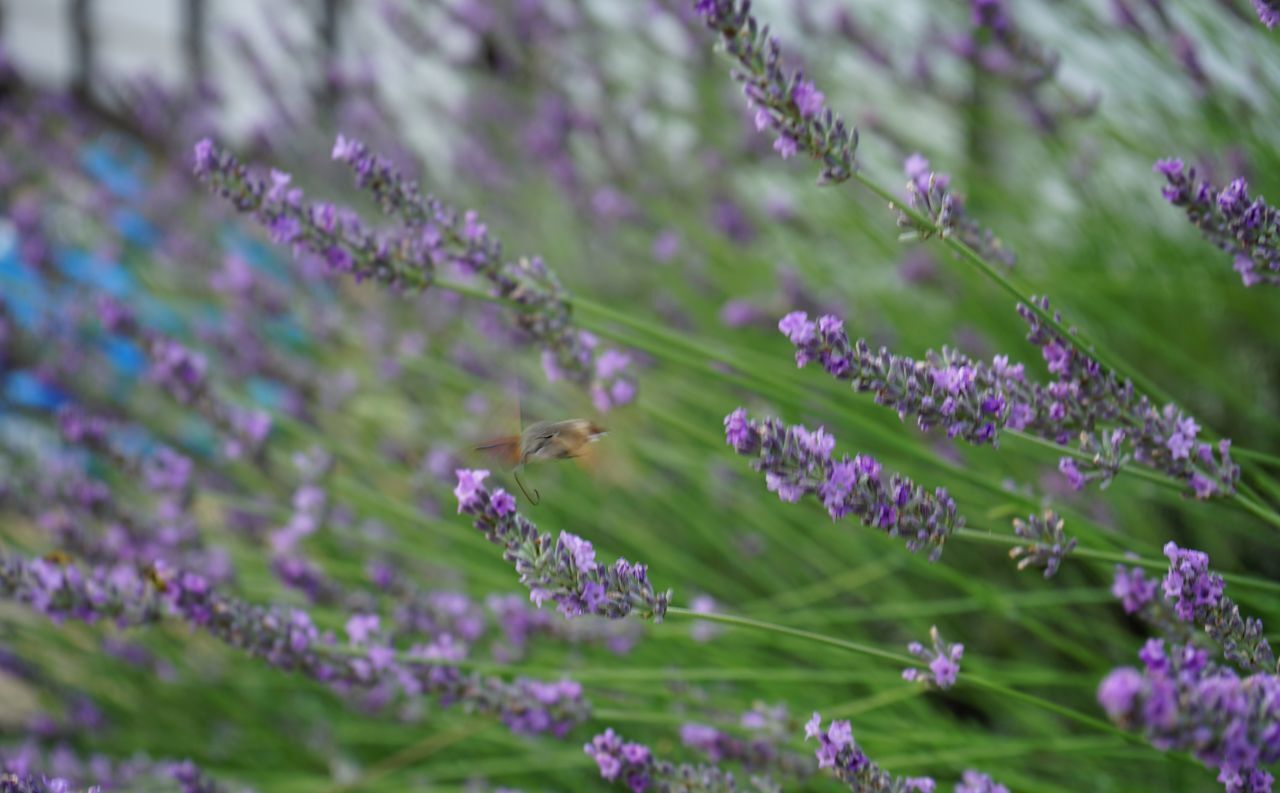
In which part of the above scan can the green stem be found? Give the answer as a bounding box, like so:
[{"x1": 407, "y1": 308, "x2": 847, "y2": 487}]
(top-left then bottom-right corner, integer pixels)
[
  {"x1": 664, "y1": 606, "x2": 916, "y2": 665},
  {"x1": 955, "y1": 527, "x2": 1280, "y2": 594}
]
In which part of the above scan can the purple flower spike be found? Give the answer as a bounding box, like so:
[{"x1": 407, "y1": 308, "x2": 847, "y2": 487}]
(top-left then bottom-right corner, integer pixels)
[
  {"x1": 453, "y1": 470, "x2": 668, "y2": 621},
  {"x1": 898, "y1": 154, "x2": 1015, "y2": 268},
  {"x1": 693, "y1": 1, "x2": 857, "y2": 183},
  {"x1": 724, "y1": 410, "x2": 962, "y2": 560},
  {"x1": 587, "y1": 728, "x2": 737, "y2": 792},
  {"x1": 780, "y1": 305, "x2": 1238, "y2": 500},
  {"x1": 955, "y1": 770, "x2": 1010, "y2": 793},
  {"x1": 0, "y1": 552, "x2": 587, "y2": 739},
  {"x1": 1255, "y1": 0, "x2": 1280, "y2": 29},
  {"x1": 193, "y1": 139, "x2": 636, "y2": 408},
  {"x1": 1112, "y1": 566, "x2": 1159, "y2": 615},
  {"x1": 1161, "y1": 543, "x2": 1274, "y2": 674},
  {"x1": 1155, "y1": 158, "x2": 1280, "y2": 287},
  {"x1": 1098, "y1": 642, "x2": 1280, "y2": 790},
  {"x1": 805, "y1": 713, "x2": 936, "y2": 791}
]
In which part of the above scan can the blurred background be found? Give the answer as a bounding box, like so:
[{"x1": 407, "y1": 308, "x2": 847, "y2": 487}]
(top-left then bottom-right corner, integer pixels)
[{"x1": 1, "y1": 1, "x2": 1279, "y2": 791}]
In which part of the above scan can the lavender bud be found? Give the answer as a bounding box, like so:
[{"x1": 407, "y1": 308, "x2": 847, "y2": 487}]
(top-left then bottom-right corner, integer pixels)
[
  {"x1": 1009, "y1": 510, "x2": 1077, "y2": 578},
  {"x1": 899, "y1": 155, "x2": 1014, "y2": 268}
]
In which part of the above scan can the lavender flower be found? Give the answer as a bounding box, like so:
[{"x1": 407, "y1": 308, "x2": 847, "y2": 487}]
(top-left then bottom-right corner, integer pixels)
[
  {"x1": 779, "y1": 308, "x2": 1238, "y2": 499},
  {"x1": 486, "y1": 593, "x2": 642, "y2": 658},
  {"x1": 97, "y1": 300, "x2": 272, "y2": 461},
  {"x1": 680, "y1": 721, "x2": 813, "y2": 778},
  {"x1": 0, "y1": 552, "x2": 588, "y2": 738},
  {"x1": 1098, "y1": 641, "x2": 1280, "y2": 791},
  {"x1": 0, "y1": 556, "x2": 161, "y2": 626},
  {"x1": 1, "y1": 747, "x2": 229, "y2": 793},
  {"x1": 902, "y1": 626, "x2": 964, "y2": 690},
  {"x1": 454, "y1": 470, "x2": 668, "y2": 620},
  {"x1": 196, "y1": 138, "x2": 634, "y2": 406},
  {"x1": 898, "y1": 155, "x2": 1015, "y2": 268},
  {"x1": 693, "y1": 1, "x2": 857, "y2": 183},
  {"x1": 1155, "y1": 159, "x2": 1280, "y2": 287},
  {"x1": 725, "y1": 409, "x2": 961, "y2": 560},
  {"x1": 1162, "y1": 543, "x2": 1275, "y2": 674},
  {"x1": 804, "y1": 714, "x2": 935, "y2": 792},
  {"x1": 0, "y1": 774, "x2": 100, "y2": 793},
  {"x1": 959, "y1": 0, "x2": 1095, "y2": 132},
  {"x1": 56, "y1": 405, "x2": 195, "y2": 499},
  {"x1": 586, "y1": 729, "x2": 741, "y2": 792},
  {"x1": 1112, "y1": 565, "x2": 1159, "y2": 615},
  {"x1": 954, "y1": 771, "x2": 1009, "y2": 793},
  {"x1": 1009, "y1": 510, "x2": 1077, "y2": 578},
  {"x1": 1254, "y1": 0, "x2": 1279, "y2": 29}
]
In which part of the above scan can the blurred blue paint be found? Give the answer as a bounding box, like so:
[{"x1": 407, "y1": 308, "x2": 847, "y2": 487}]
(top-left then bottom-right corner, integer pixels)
[
  {"x1": 100, "y1": 335, "x2": 146, "y2": 378},
  {"x1": 246, "y1": 376, "x2": 289, "y2": 410},
  {"x1": 4, "y1": 371, "x2": 68, "y2": 410},
  {"x1": 55, "y1": 248, "x2": 137, "y2": 297},
  {"x1": 79, "y1": 141, "x2": 144, "y2": 201},
  {"x1": 0, "y1": 246, "x2": 51, "y2": 327},
  {"x1": 113, "y1": 208, "x2": 158, "y2": 248}
]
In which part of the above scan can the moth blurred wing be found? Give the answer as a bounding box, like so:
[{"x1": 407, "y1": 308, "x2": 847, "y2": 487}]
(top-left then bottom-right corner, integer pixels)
[
  {"x1": 469, "y1": 377, "x2": 525, "y2": 469},
  {"x1": 474, "y1": 435, "x2": 522, "y2": 470}
]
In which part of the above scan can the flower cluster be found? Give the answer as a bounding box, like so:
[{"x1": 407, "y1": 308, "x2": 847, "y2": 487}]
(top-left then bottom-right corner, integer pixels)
[
  {"x1": 0, "y1": 552, "x2": 588, "y2": 739},
  {"x1": 779, "y1": 307, "x2": 1239, "y2": 499},
  {"x1": 1009, "y1": 510, "x2": 1077, "y2": 578},
  {"x1": 898, "y1": 154, "x2": 1015, "y2": 268},
  {"x1": 268, "y1": 449, "x2": 334, "y2": 600},
  {"x1": 902, "y1": 626, "x2": 964, "y2": 690},
  {"x1": 724, "y1": 409, "x2": 962, "y2": 560},
  {"x1": 1104, "y1": 542, "x2": 1280, "y2": 789},
  {"x1": 454, "y1": 469, "x2": 669, "y2": 620},
  {"x1": 1098, "y1": 641, "x2": 1279, "y2": 792},
  {"x1": 960, "y1": 0, "x2": 1095, "y2": 132},
  {"x1": 954, "y1": 770, "x2": 1009, "y2": 793},
  {"x1": 0, "y1": 556, "x2": 162, "y2": 627},
  {"x1": 586, "y1": 729, "x2": 744, "y2": 793},
  {"x1": 1162, "y1": 543, "x2": 1275, "y2": 674},
  {"x1": 486, "y1": 593, "x2": 642, "y2": 658},
  {"x1": 803, "y1": 714, "x2": 935, "y2": 792},
  {"x1": 1112, "y1": 565, "x2": 1160, "y2": 615},
  {"x1": 0, "y1": 774, "x2": 100, "y2": 793},
  {"x1": 97, "y1": 298, "x2": 272, "y2": 461},
  {"x1": 1155, "y1": 159, "x2": 1280, "y2": 287},
  {"x1": 1, "y1": 747, "x2": 230, "y2": 793},
  {"x1": 57, "y1": 406, "x2": 195, "y2": 499},
  {"x1": 680, "y1": 721, "x2": 813, "y2": 779},
  {"x1": 1255, "y1": 1, "x2": 1279, "y2": 29},
  {"x1": 1018, "y1": 297, "x2": 1238, "y2": 498},
  {"x1": 195, "y1": 137, "x2": 635, "y2": 407},
  {"x1": 692, "y1": 0, "x2": 857, "y2": 183}
]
